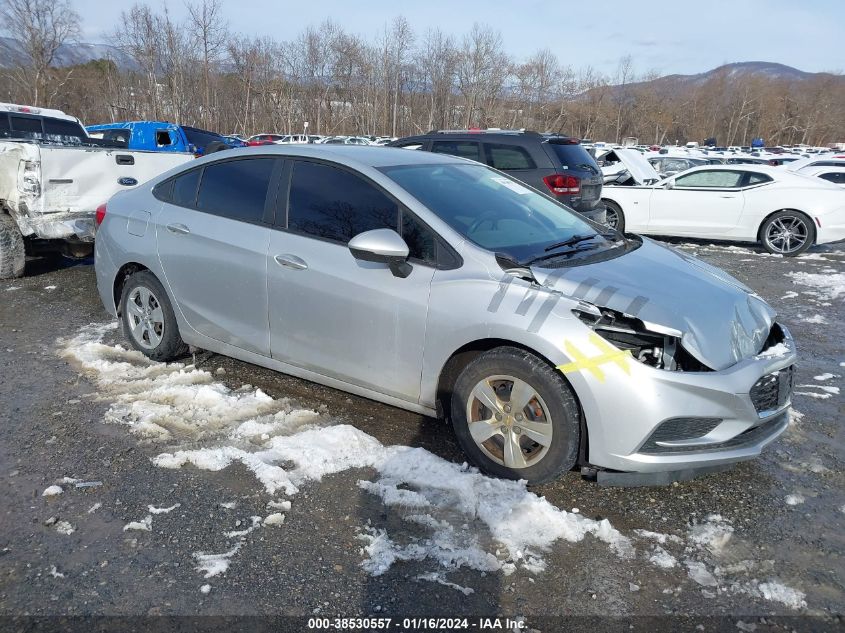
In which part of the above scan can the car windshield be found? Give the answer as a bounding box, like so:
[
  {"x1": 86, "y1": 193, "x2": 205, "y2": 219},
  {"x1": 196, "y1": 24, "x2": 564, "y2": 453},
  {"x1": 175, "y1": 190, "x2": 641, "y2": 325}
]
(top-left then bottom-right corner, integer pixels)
[{"x1": 381, "y1": 163, "x2": 622, "y2": 265}]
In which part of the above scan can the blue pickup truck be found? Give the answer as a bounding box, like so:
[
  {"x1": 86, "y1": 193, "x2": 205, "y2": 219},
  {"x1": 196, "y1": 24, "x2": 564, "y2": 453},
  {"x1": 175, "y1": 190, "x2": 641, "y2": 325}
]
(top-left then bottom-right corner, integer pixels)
[{"x1": 85, "y1": 121, "x2": 245, "y2": 155}]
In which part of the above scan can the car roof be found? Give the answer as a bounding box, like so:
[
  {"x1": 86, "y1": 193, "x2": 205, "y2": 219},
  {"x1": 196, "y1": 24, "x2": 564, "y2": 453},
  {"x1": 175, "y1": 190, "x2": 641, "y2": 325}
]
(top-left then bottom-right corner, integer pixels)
[{"x1": 200, "y1": 144, "x2": 471, "y2": 168}]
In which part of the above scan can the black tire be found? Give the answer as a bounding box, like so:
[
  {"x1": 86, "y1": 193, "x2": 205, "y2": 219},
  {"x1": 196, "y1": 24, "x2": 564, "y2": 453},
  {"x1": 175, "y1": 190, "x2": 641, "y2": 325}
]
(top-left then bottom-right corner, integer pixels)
[
  {"x1": 759, "y1": 210, "x2": 815, "y2": 256},
  {"x1": 120, "y1": 270, "x2": 188, "y2": 361},
  {"x1": 603, "y1": 200, "x2": 625, "y2": 233},
  {"x1": 0, "y1": 214, "x2": 25, "y2": 279},
  {"x1": 450, "y1": 347, "x2": 581, "y2": 484}
]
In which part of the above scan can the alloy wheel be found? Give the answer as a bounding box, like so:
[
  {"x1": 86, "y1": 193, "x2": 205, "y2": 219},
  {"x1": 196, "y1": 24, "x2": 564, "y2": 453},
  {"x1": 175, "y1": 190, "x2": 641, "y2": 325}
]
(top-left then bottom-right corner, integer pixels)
[
  {"x1": 764, "y1": 215, "x2": 809, "y2": 254},
  {"x1": 465, "y1": 374, "x2": 553, "y2": 469},
  {"x1": 126, "y1": 286, "x2": 165, "y2": 350}
]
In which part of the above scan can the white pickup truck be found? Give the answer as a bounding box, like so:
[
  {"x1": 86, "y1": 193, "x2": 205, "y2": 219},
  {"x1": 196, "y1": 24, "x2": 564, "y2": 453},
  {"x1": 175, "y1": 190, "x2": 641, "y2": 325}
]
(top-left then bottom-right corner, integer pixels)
[{"x1": 0, "y1": 103, "x2": 194, "y2": 278}]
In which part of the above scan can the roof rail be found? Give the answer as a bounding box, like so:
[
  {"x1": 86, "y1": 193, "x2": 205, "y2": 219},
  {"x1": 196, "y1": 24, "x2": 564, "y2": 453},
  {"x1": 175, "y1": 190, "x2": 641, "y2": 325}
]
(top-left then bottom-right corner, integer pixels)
[{"x1": 427, "y1": 128, "x2": 542, "y2": 136}]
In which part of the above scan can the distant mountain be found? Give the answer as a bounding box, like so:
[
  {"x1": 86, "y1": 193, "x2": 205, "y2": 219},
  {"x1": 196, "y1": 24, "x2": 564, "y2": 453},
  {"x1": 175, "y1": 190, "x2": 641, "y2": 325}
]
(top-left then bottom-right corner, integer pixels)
[
  {"x1": 617, "y1": 61, "x2": 842, "y2": 93},
  {"x1": 0, "y1": 37, "x2": 137, "y2": 70}
]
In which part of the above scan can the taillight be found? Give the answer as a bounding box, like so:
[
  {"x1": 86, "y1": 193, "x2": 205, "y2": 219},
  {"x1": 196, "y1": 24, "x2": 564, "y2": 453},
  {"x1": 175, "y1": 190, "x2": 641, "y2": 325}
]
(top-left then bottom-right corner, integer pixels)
[
  {"x1": 543, "y1": 174, "x2": 581, "y2": 195},
  {"x1": 95, "y1": 203, "x2": 107, "y2": 226}
]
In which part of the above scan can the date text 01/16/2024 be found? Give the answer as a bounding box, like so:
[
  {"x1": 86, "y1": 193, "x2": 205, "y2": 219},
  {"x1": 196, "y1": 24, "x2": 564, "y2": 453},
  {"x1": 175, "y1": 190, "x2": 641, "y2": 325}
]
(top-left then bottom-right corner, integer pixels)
[{"x1": 307, "y1": 617, "x2": 526, "y2": 630}]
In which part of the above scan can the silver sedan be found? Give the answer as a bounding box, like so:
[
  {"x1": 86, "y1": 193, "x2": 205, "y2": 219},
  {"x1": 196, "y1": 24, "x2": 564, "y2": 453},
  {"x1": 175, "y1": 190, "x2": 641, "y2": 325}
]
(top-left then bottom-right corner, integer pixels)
[{"x1": 94, "y1": 145, "x2": 797, "y2": 485}]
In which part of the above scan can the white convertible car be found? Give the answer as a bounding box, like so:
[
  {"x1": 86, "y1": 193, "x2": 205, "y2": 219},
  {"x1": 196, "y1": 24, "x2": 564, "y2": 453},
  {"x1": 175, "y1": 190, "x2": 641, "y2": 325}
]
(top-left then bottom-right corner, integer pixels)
[{"x1": 601, "y1": 164, "x2": 845, "y2": 255}]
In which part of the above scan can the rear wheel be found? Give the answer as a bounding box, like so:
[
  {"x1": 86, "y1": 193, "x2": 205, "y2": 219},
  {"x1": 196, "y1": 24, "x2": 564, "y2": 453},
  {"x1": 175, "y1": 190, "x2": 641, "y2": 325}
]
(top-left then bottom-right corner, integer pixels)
[
  {"x1": 120, "y1": 271, "x2": 187, "y2": 361},
  {"x1": 760, "y1": 211, "x2": 814, "y2": 256},
  {"x1": 450, "y1": 347, "x2": 581, "y2": 484},
  {"x1": 603, "y1": 200, "x2": 625, "y2": 232},
  {"x1": 0, "y1": 214, "x2": 25, "y2": 279}
]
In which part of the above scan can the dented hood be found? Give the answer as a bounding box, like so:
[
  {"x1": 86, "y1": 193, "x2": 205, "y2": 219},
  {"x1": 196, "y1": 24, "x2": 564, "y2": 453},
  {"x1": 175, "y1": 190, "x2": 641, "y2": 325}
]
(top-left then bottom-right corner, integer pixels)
[{"x1": 531, "y1": 238, "x2": 775, "y2": 370}]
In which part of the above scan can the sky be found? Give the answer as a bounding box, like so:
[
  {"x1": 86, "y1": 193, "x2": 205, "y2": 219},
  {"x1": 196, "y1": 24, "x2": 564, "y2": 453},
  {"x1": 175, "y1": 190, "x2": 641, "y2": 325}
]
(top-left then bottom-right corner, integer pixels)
[{"x1": 72, "y1": 0, "x2": 845, "y2": 78}]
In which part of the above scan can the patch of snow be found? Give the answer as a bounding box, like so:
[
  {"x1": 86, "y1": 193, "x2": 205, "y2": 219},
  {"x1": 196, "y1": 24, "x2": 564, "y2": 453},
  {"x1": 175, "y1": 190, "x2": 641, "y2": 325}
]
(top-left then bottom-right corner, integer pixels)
[
  {"x1": 813, "y1": 373, "x2": 835, "y2": 381},
  {"x1": 801, "y1": 314, "x2": 827, "y2": 324},
  {"x1": 267, "y1": 500, "x2": 291, "y2": 511},
  {"x1": 148, "y1": 503, "x2": 180, "y2": 514},
  {"x1": 44, "y1": 285, "x2": 57, "y2": 290},
  {"x1": 194, "y1": 544, "x2": 241, "y2": 578},
  {"x1": 756, "y1": 343, "x2": 790, "y2": 359},
  {"x1": 649, "y1": 546, "x2": 678, "y2": 569},
  {"x1": 786, "y1": 271, "x2": 845, "y2": 301},
  {"x1": 87, "y1": 502, "x2": 102, "y2": 514},
  {"x1": 416, "y1": 572, "x2": 475, "y2": 595},
  {"x1": 634, "y1": 529, "x2": 683, "y2": 545},
  {"x1": 263, "y1": 512, "x2": 285, "y2": 527},
  {"x1": 780, "y1": 291, "x2": 798, "y2": 300},
  {"x1": 200, "y1": 584, "x2": 211, "y2": 594},
  {"x1": 785, "y1": 494, "x2": 805, "y2": 506},
  {"x1": 55, "y1": 520, "x2": 75, "y2": 535},
  {"x1": 60, "y1": 476, "x2": 80, "y2": 484},
  {"x1": 688, "y1": 514, "x2": 733, "y2": 554},
  {"x1": 123, "y1": 515, "x2": 152, "y2": 531},
  {"x1": 756, "y1": 581, "x2": 807, "y2": 609},
  {"x1": 686, "y1": 560, "x2": 718, "y2": 587},
  {"x1": 49, "y1": 565, "x2": 65, "y2": 578},
  {"x1": 225, "y1": 516, "x2": 262, "y2": 537},
  {"x1": 42, "y1": 485, "x2": 63, "y2": 497},
  {"x1": 219, "y1": 501, "x2": 237, "y2": 509}
]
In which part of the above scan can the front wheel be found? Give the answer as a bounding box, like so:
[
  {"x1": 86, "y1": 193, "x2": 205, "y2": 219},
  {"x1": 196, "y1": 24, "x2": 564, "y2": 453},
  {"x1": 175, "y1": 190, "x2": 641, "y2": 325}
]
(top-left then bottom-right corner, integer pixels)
[
  {"x1": 0, "y1": 214, "x2": 25, "y2": 279},
  {"x1": 450, "y1": 347, "x2": 581, "y2": 484},
  {"x1": 760, "y1": 211, "x2": 815, "y2": 256},
  {"x1": 120, "y1": 270, "x2": 187, "y2": 361},
  {"x1": 603, "y1": 200, "x2": 625, "y2": 233}
]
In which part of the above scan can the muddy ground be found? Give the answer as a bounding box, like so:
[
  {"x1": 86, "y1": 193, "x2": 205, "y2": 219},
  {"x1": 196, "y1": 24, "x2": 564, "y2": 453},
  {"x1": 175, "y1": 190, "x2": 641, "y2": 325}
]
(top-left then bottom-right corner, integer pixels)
[{"x1": 0, "y1": 241, "x2": 842, "y2": 631}]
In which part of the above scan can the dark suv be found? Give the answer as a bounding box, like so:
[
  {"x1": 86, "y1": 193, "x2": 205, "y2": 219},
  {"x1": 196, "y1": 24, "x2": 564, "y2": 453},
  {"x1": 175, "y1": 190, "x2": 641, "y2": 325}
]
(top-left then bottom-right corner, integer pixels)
[{"x1": 389, "y1": 130, "x2": 606, "y2": 223}]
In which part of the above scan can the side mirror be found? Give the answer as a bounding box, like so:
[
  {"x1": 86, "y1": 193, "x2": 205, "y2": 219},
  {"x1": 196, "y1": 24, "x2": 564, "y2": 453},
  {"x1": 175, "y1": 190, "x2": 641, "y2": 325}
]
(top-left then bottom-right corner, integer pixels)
[
  {"x1": 348, "y1": 228, "x2": 412, "y2": 278},
  {"x1": 664, "y1": 179, "x2": 675, "y2": 190}
]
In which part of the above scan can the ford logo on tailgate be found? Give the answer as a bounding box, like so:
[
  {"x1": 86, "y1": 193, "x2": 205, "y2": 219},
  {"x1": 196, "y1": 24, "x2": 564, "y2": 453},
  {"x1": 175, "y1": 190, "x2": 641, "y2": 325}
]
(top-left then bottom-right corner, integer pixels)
[{"x1": 118, "y1": 177, "x2": 138, "y2": 186}]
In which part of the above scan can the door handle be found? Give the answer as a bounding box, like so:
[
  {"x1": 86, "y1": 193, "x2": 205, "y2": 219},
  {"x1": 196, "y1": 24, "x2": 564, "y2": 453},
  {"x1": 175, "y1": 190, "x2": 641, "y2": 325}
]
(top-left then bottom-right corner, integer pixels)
[
  {"x1": 274, "y1": 254, "x2": 308, "y2": 270},
  {"x1": 719, "y1": 195, "x2": 736, "y2": 199},
  {"x1": 166, "y1": 223, "x2": 190, "y2": 234}
]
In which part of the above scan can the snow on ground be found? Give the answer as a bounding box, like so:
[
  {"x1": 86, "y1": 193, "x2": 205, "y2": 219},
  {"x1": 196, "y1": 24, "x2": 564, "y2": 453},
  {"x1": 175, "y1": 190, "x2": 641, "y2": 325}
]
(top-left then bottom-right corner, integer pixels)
[
  {"x1": 785, "y1": 494, "x2": 805, "y2": 506},
  {"x1": 54, "y1": 521, "x2": 75, "y2": 535},
  {"x1": 59, "y1": 323, "x2": 809, "y2": 608},
  {"x1": 123, "y1": 515, "x2": 152, "y2": 531},
  {"x1": 148, "y1": 503, "x2": 180, "y2": 514},
  {"x1": 41, "y1": 485, "x2": 62, "y2": 496},
  {"x1": 786, "y1": 271, "x2": 845, "y2": 302}
]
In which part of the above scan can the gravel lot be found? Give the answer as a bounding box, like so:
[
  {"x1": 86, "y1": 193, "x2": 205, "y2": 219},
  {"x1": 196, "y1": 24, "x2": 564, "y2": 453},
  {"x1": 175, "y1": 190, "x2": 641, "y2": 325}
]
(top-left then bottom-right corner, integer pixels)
[{"x1": 0, "y1": 240, "x2": 842, "y2": 630}]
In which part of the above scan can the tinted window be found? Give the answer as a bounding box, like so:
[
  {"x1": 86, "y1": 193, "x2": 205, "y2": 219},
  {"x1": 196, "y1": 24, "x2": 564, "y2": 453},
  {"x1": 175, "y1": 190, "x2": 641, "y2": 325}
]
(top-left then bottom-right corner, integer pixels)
[
  {"x1": 171, "y1": 169, "x2": 201, "y2": 207},
  {"x1": 819, "y1": 172, "x2": 845, "y2": 184},
  {"x1": 546, "y1": 142, "x2": 599, "y2": 172},
  {"x1": 103, "y1": 129, "x2": 130, "y2": 144},
  {"x1": 431, "y1": 140, "x2": 482, "y2": 162},
  {"x1": 9, "y1": 115, "x2": 42, "y2": 134},
  {"x1": 42, "y1": 118, "x2": 87, "y2": 143},
  {"x1": 0, "y1": 114, "x2": 9, "y2": 136},
  {"x1": 486, "y1": 143, "x2": 535, "y2": 170},
  {"x1": 183, "y1": 127, "x2": 222, "y2": 151},
  {"x1": 396, "y1": 142, "x2": 423, "y2": 150},
  {"x1": 744, "y1": 172, "x2": 772, "y2": 186},
  {"x1": 401, "y1": 211, "x2": 436, "y2": 264},
  {"x1": 674, "y1": 170, "x2": 743, "y2": 188},
  {"x1": 196, "y1": 158, "x2": 274, "y2": 223},
  {"x1": 288, "y1": 161, "x2": 398, "y2": 243}
]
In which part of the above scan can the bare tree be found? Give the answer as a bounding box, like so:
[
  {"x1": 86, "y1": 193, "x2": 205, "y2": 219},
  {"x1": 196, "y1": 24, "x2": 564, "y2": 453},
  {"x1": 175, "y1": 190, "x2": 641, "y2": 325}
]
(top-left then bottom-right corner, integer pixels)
[
  {"x1": 0, "y1": 0, "x2": 80, "y2": 104},
  {"x1": 186, "y1": 0, "x2": 226, "y2": 129}
]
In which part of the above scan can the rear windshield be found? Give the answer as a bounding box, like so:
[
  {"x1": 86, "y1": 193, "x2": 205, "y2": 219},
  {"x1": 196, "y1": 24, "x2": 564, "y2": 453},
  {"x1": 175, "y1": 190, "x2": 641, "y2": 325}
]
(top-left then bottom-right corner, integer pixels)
[
  {"x1": 546, "y1": 142, "x2": 600, "y2": 173},
  {"x1": 0, "y1": 113, "x2": 88, "y2": 145}
]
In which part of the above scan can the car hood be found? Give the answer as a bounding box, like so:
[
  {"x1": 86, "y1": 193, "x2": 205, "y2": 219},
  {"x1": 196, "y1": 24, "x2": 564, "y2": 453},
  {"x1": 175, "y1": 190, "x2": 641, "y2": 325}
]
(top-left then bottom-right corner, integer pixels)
[
  {"x1": 611, "y1": 148, "x2": 661, "y2": 185},
  {"x1": 530, "y1": 238, "x2": 775, "y2": 370}
]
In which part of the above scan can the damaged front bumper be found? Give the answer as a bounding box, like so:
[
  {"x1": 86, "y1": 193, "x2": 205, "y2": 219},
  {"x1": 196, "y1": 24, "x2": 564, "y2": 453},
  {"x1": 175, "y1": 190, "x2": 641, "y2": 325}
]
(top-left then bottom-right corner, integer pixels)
[{"x1": 578, "y1": 322, "x2": 797, "y2": 478}]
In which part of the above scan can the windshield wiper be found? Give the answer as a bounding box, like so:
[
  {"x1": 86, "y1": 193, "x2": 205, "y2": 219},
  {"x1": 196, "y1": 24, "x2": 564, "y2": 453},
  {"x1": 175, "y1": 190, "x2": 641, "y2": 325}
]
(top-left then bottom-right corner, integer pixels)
[{"x1": 543, "y1": 234, "x2": 600, "y2": 252}]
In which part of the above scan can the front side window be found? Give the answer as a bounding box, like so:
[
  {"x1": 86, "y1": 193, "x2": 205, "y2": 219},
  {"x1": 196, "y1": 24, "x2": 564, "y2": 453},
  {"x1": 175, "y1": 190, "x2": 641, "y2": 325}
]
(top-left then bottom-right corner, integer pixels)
[
  {"x1": 431, "y1": 140, "x2": 482, "y2": 162},
  {"x1": 401, "y1": 211, "x2": 436, "y2": 263},
  {"x1": 288, "y1": 161, "x2": 398, "y2": 243},
  {"x1": 196, "y1": 158, "x2": 274, "y2": 223},
  {"x1": 486, "y1": 143, "x2": 536, "y2": 170},
  {"x1": 381, "y1": 163, "x2": 621, "y2": 265},
  {"x1": 674, "y1": 170, "x2": 743, "y2": 188}
]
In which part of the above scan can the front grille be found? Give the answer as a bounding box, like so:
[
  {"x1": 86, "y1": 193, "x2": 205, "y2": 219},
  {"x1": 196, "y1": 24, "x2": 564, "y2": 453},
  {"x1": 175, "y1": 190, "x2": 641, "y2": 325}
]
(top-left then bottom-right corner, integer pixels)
[
  {"x1": 639, "y1": 417, "x2": 723, "y2": 454},
  {"x1": 750, "y1": 366, "x2": 794, "y2": 414},
  {"x1": 639, "y1": 412, "x2": 788, "y2": 455}
]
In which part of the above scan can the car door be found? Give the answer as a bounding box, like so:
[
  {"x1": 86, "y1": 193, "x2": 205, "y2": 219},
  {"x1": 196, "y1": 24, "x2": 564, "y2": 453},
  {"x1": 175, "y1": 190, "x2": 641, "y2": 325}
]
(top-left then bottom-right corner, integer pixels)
[
  {"x1": 267, "y1": 159, "x2": 436, "y2": 402},
  {"x1": 647, "y1": 169, "x2": 746, "y2": 236},
  {"x1": 156, "y1": 156, "x2": 282, "y2": 356}
]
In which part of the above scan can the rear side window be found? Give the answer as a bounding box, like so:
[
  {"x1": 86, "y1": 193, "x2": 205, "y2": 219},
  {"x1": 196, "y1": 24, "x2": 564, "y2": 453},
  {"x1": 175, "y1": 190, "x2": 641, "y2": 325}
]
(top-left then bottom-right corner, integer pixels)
[
  {"x1": 431, "y1": 140, "x2": 482, "y2": 162},
  {"x1": 743, "y1": 172, "x2": 773, "y2": 186},
  {"x1": 171, "y1": 169, "x2": 201, "y2": 207},
  {"x1": 819, "y1": 172, "x2": 845, "y2": 184},
  {"x1": 288, "y1": 161, "x2": 398, "y2": 243},
  {"x1": 156, "y1": 130, "x2": 173, "y2": 146},
  {"x1": 196, "y1": 158, "x2": 274, "y2": 223},
  {"x1": 486, "y1": 143, "x2": 536, "y2": 170},
  {"x1": 545, "y1": 142, "x2": 598, "y2": 171}
]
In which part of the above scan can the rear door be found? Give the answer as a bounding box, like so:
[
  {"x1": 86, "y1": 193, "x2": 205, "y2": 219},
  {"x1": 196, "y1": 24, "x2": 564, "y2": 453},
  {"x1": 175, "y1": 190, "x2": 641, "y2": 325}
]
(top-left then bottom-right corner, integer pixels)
[
  {"x1": 647, "y1": 169, "x2": 745, "y2": 236},
  {"x1": 267, "y1": 159, "x2": 436, "y2": 402},
  {"x1": 156, "y1": 156, "x2": 282, "y2": 356}
]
